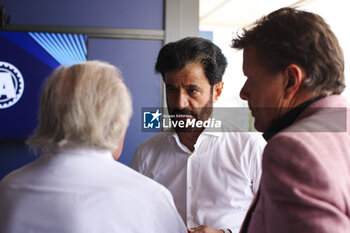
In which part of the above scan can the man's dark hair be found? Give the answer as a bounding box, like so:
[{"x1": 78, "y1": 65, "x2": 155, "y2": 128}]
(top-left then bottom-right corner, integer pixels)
[
  {"x1": 155, "y1": 37, "x2": 228, "y2": 86},
  {"x1": 232, "y1": 7, "x2": 345, "y2": 95}
]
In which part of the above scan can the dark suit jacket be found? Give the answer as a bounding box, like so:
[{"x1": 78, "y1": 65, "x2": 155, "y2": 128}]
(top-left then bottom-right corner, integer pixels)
[{"x1": 240, "y1": 95, "x2": 350, "y2": 233}]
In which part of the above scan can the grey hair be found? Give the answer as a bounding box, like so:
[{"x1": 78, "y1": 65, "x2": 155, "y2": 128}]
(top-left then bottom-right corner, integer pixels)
[{"x1": 27, "y1": 60, "x2": 133, "y2": 154}]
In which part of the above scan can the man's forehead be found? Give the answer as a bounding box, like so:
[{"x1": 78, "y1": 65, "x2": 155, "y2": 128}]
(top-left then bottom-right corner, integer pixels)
[
  {"x1": 164, "y1": 62, "x2": 210, "y2": 86},
  {"x1": 164, "y1": 77, "x2": 210, "y2": 88},
  {"x1": 243, "y1": 46, "x2": 260, "y2": 72}
]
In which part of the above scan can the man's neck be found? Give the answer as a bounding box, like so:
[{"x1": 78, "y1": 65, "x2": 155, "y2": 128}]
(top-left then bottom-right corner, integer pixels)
[{"x1": 176, "y1": 130, "x2": 203, "y2": 152}]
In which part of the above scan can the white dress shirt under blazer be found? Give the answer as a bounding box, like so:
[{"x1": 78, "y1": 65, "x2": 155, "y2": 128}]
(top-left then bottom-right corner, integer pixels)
[
  {"x1": 0, "y1": 147, "x2": 187, "y2": 233},
  {"x1": 131, "y1": 124, "x2": 266, "y2": 233}
]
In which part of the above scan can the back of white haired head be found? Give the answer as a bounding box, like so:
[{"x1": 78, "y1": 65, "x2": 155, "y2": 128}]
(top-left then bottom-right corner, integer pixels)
[{"x1": 27, "y1": 60, "x2": 133, "y2": 154}]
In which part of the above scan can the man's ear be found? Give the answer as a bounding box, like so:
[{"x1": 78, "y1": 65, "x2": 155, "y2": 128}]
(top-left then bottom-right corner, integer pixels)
[
  {"x1": 283, "y1": 64, "x2": 305, "y2": 99},
  {"x1": 213, "y1": 81, "x2": 224, "y2": 102}
]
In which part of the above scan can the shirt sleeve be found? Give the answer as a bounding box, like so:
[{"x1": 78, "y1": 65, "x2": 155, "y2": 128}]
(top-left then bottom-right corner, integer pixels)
[{"x1": 152, "y1": 185, "x2": 188, "y2": 233}]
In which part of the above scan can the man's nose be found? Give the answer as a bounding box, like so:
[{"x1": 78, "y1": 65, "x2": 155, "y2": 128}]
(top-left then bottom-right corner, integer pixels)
[
  {"x1": 240, "y1": 81, "x2": 249, "y2": 101},
  {"x1": 176, "y1": 90, "x2": 189, "y2": 109}
]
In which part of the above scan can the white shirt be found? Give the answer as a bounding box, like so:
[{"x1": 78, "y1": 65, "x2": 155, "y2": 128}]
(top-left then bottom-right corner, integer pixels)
[
  {"x1": 131, "y1": 125, "x2": 266, "y2": 233},
  {"x1": 0, "y1": 147, "x2": 187, "y2": 233}
]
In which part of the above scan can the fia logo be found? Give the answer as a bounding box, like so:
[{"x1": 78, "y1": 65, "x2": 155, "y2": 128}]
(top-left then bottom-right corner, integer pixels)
[
  {"x1": 143, "y1": 109, "x2": 162, "y2": 129},
  {"x1": 0, "y1": 62, "x2": 24, "y2": 109}
]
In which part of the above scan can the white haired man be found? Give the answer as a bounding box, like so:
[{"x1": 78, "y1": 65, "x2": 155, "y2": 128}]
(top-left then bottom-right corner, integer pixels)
[{"x1": 0, "y1": 61, "x2": 187, "y2": 233}]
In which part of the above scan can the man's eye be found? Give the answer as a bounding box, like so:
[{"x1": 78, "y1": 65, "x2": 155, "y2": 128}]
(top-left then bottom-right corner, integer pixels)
[{"x1": 188, "y1": 89, "x2": 198, "y2": 94}]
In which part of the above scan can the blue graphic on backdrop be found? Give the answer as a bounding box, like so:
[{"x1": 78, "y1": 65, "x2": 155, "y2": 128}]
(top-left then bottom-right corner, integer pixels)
[
  {"x1": 0, "y1": 31, "x2": 87, "y2": 139},
  {"x1": 0, "y1": 61, "x2": 25, "y2": 109}
]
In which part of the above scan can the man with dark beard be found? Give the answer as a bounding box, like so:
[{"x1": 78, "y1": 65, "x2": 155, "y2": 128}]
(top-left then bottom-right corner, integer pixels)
[{"x1": 131, "y1": 37, "x2": 266, "y2": 233}]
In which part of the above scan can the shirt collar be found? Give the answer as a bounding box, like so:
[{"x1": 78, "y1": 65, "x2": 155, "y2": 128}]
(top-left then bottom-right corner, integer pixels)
[
  {"x1": 169, "y1": 127, "x2": 221, "y2": 154},
  {"x1": 169, "y1": 127, "x2": 221, "y2": 140},
  {"x1": 55, "y1": 146, "x2": 114, "y2": 160},
  {"x1": 263, "y1": 96, "x2": 324, "y2": 141}
]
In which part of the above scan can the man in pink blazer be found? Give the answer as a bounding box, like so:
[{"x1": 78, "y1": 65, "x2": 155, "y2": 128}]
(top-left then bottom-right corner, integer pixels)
[{"x1": 231, "y1": 7, "x2": 350, "y2": 233}]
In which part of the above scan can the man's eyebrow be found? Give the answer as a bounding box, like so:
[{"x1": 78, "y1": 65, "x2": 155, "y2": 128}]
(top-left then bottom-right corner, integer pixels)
[
  {"x1": 185, "y1": 84, "x2": 200, "y2": 89},
  {"x1": 165, "y1": 84, "x2": 176, "y2": 87}
]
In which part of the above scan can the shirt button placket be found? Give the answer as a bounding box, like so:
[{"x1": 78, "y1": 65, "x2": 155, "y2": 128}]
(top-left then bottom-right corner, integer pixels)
[{"x1": 186, "y1": 153, "x2": 195, "y2": 227}]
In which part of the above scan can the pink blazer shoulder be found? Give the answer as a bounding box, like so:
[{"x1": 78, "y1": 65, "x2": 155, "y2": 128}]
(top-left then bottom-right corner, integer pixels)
[{"x1": 241, "y1": 95, "x2": 350, "y2": 233}]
